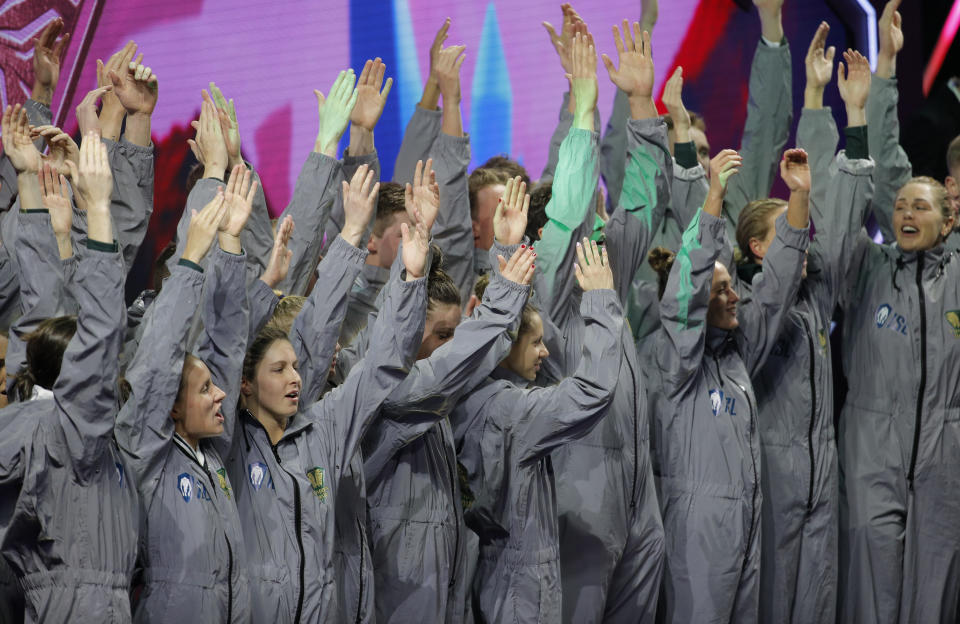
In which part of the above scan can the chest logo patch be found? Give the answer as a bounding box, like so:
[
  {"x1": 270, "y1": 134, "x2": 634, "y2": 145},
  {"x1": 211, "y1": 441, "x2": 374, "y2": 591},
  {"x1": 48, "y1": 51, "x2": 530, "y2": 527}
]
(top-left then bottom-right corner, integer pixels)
[
  {"x1": 177, "y1": 473, "x2": 194, "y2": 502},
  {"x1": 709, "y1": 389, "x2": 724, "y2": 416},
  {"x1": 216, "y1": 468, "x2": 232, "y2": 499},
  {"x1": 946, "y1": 311, "x2": 960, "y2": 337},
  {"x1": 818, "y1": 328, "x2": 828, "y2": 350},
  {"x1": 249, "y1": 462, "x2": 268, "y2": 490},
  {"x1": 306, "y1": 467, "x2": 328, "y2": 502},
  {"x1": 874, "y1": 303, "x2": 908, "y2": 336},
  {"x1": 875, "y1": 304, "x2": 892, "y2": 328}
]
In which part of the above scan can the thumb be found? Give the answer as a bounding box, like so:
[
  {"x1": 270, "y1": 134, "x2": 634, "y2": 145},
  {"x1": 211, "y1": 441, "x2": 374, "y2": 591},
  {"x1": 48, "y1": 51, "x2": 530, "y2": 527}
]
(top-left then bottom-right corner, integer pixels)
[
  {"x1": 498, "y1": 254, "x2": 507, "y2": 273},
  {"x1": 465, "y1": 294, "x2": 480, "y2": 318},
  {"x1": 314, "y1": 89, "x2": 326, "y2": 106},
  {"x1": 108, "y1": 70, "x2": 122, "y2": 88}
]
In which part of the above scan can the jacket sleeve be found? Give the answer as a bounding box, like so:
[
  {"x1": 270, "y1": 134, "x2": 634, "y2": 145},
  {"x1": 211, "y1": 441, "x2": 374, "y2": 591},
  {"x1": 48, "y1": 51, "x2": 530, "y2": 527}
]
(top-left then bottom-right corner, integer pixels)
[
  {"x1": 115, "y1": 263, "x2": 205, "y2": 485},
  {"x1": 429, "y1": 131, "x2": 475, "y2": 309},
  {"x1": 165, "y1": 178, "x2": 222, "y2": 277},
  {"x1": 0, "y1": 245, "x2": 18, "y2": 333},
  {"x1": 290, "y1": 235, "x2": 367, "y2": 404},
  {"x1": 363, "y1": 273, "x2": 529, "y2": 478},
  {"x1": 534, "y1": 128, "x2": 600, "y2": 325},
  {"x1": 866, "y1": 76, "x2": 913, "y2": 243},
  {"x1": 276, "y1": 152, "x2": 343, "y2": 294},
  {"x1": 599, "y1": 88, "x2": 631, "y2": 208},
  {"x1": 53, "y1": 241, "x2": 126, "y2": 480},
  {"x1": 515, "y1": 289, "x2": 623, "y2": 464},
  {"x1": 541, "y1": 93, "x2": 574, "y2": 180},
  {"x1": 796, "y1": 107, "x2": 840, "y2": 223},
  {"x1": 241, "y1": 169, "x2": 276, "y2": 275},
  {"x1": 737, "y1": 213, "x2": 810, "y2": 374},
  {"x1": 321, "y1": 150, "x2": 381, "y2": 257},
  {"x1": 811, "y1": 153, "x2": 875, "y2": 317},
  {"x1": 656, "y1": 210, "x2": 726, "y2": 390},
  {"x1": 246, "y1": 277, "x2": 279, "y2": 344},
  {"x1": 604, "y1": 117, "x2": 672, "y2": 304},
  {"x1": 393, "y1": 106, "x2": 443, "y2": 184},
  {"x1": 105, "y1": 138, "x2": 154, "y2": 271},
  {"x1": 6, "y1": 208, "x2": 68, "y2": 396},
  {"x1": 0, "y1": 158, "x2": 17, "y2": 213},
  {"x1": 310, "y1": 272, "x2": 427, "y2": 477},
  {"x1": 724, "y1": 41, "x2": 793, "y2": 234},
  {"x1": 198, "y1": 249, "x2": 250, "y2": 458}
]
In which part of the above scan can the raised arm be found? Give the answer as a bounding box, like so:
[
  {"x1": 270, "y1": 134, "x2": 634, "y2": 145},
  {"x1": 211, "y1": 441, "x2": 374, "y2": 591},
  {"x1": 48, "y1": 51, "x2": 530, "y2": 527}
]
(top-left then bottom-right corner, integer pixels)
[
  {"x1": 657, "y1": 151, "x2": 737, "y2": 388},
  {"x1": 516, "y1": 241, "x2": 622, "y2": 464},
  {"x1": 866, "y1": 0, "x2": 911, "y2": 242},
  {"x1": 363, "y1": 248, "x2": 533, "y2": 478},
  {"x1": 246, "y1": 215, "x2": 293, "y2": 343},
  {"x1": 737, "y1": 149, "x2": 811, "y2": 374},
  {"x1": 115, "y1": 194, "x2": 224, "y2": 483},
  {"x1": 723, "y1": 0, "x2": 793, "y2": 232},
  {"x1": 52, "y1": 134, "x2": 126, "y2": 479},
  {"x1": 276, "y1": 70, "x2": 358, "y2": 294},
  {"x1": 201, "y1": 167, "x2": 256, "y2": 456},
  {"x1": 291, "y1": 165, "x2": 376, "y2": 404},
  {"x1": 797, "y1": 23, "x2": 840, "y2": 218},
  {"x1": 312, "y1": 216, "x2": 429, "y2": 475}
]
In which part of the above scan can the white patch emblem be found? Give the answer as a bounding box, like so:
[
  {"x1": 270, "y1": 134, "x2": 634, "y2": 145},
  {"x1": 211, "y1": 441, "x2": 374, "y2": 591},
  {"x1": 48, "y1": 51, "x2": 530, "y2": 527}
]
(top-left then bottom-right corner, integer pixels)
[
  {"x1": 875, "y1": 304, "x2": 891, "y2": 328},
  {"x1": 249, "y1": 462, "x2": 267, "y2": 491},
  {"x1": 177, "y1": 473, "x2": 194, "y2": 502},
  {"x1": 709, "y1": 389, "x2": 724, "y2": 416}
]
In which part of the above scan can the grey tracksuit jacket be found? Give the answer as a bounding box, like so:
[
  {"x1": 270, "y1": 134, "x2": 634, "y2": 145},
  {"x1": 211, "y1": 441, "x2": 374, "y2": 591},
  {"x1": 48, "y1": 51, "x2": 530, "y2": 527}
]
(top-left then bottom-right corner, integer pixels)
[
  {"x1": 361, "y1": 271, "x2": 529, "y2": 624},
  {"x1": 749, "y1": 148, "x2": 874, "y2": 623},
  {"x1": 837, "y1": 224, "x2": 960, "y2": 619},
  {"x1": 452, "y1": 288, "x2": 624, "y2": 624},
  {"x1": 533, "y1": 122, "x2": 666, "y2": 624},
  {"x1": 0, "y1": 243, "x2": 138, "y2": 623},
  {"x1": 226, "y1": 266, "x2": 426, "y2": 624},
  {"x1": 649, "y1": 209, "x2": 808, "y2": 624},
  {"x1": 116, "y1": 249, "x2": 252, "y2": 623}
]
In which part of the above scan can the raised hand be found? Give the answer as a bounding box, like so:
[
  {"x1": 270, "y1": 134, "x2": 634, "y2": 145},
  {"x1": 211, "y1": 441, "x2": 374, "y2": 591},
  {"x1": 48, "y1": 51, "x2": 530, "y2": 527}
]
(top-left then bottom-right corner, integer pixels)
[
  {"x1": 341, "y1": 164, "x2": 380, "y2": 247},
  {"x1": 493, "y1": 176, "x2": 530, "y2": 246},
  {"x1": 315, "y1": 69, "x2": 358, "y2": 156},
  {"x1": 419, "y1": 18, "x2": 451, "y2": 109},
  {"x1": 405, "y1": 159, "x2": 440, "y2": 234},
  {"x1": 706, "y1": 149, "x2": 742, "y2": 214},
  {"x1": 189, "y1": 96, "x2": 229, "y2": 179},
  {"x1": 209, "y1": 83, "x2": 243, "y2": 169},
  {"x1": 182, "y1": 192, "x2": 228, "y2": 264},
  {"x1": 1, "y1": 105, "x2": 42, "y2": 174},
  {"x1": 350, "y1": 59, "x2": 394, "y2": 132},
  {"x1": 219, "y1": 164, "x2": 259, "y2": 237},
  {"x1": 568, "y1": 31, "x2": 598, "y2": 130},
  {"x1": 109, "y1": 54, "x2": 159, "y2": 115},
  {"x1": 497, "y1": 245, "x2": 537, "y2": 286},
  {"x1": 39, "y1": 163, "x2": 73, "y2": 259},
  {"x1": 662, "y1": 67, "x2": 690, "y2": 141},
  {"x1": 543, "y1": 3, "x2": 584, "y2": 75},
  {"x1": 70, "y1": 132, "x2": 113, "y2": 210},
  {"x1": 31, "y1": 125, "x2": 80, "y2": 176},
  {"x1": 804, "y1": 22, "x2": 835, "y2": 109},
  {"x1": 260, "y1": 215, "x2": 295, "y2": 288},
  {"x1": 838, "y1": 49, "x2": 871, "y2": 125},
  {"x1": 31, "y1": 18, "x2": 71, "y2": 106},
  {"x1": 75, "y1": 85, "x2": 113, "y2": 137},
  {"x1": 435, "y1": 45, "x2": 467, "y2": 102},
  {"x1": 401, "y1": 219, "x2": 430, "y2": 281},
  {"x1": 96, "y1": 41, "x2": 137, "y2": 141},
  {"x1": 877, "y1": 0, "x2": 903, "y2": 79},
  {"x1": 574, "y1": 238, "x2": 614, "y2": 291},
  {"x1": 601, "y1": 21, "x2": 657, "y2": 118},
  {"x1": 780, "y1": 148, "x2": 811, "y2": 193}
]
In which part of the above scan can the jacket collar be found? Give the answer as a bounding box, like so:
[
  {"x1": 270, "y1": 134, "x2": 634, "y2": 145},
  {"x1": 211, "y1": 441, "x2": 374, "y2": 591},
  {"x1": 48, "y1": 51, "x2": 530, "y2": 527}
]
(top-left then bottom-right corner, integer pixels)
[{"x1": 489, "y1": 364, "x2": 531, "y2": 388}]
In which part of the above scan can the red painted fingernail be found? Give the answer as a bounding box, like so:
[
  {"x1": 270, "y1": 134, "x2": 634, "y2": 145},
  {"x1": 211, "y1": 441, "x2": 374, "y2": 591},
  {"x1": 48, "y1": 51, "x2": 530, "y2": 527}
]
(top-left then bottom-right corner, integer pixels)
[{"x1": 521, "y1": 244, "x2": 526, "y2": 248}]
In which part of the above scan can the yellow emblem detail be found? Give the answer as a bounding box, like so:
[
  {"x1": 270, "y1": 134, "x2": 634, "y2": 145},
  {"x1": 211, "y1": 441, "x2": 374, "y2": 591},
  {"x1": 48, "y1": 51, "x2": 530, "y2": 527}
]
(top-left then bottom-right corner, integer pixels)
[
  {"x1": 306, "y1": 467, "x2": 328, "y2": 501},
  {"x1": 946, "y1": 311, "x2": 960, "y2": 338},
  {"x1": 216, "y1": 468, "x2": 231, "y2": 499}
]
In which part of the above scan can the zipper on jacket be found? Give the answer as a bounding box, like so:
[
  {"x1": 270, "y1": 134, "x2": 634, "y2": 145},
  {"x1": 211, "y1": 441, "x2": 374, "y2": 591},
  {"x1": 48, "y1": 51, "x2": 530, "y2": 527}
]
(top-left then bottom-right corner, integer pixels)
[
  {"x1": 804, "y1": 322, "x2": 817, "y2": 513},
  {"x1": 355, "y1": 516, "x2": 365, "y2": 624},
  {"x1": 626, "y1": 352, "x2": 639, "y2": 508},
  {"x1": 273, "y1": 445, "x2": 306, "y2": 623},
  {"x1": 740, "y1": 389, "x2": 760, "y2": 571},
  {"x1": 441, "y1": 425, "x2": 461, "y2": 590},
  {"x1": 907, "y1": 254, "x2": 927, "y2": 489}
]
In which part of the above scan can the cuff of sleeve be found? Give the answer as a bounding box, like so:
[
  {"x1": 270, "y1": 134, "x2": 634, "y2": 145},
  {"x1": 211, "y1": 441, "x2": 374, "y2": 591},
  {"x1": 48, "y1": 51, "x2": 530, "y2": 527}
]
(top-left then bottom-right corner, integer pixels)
[
  {"x1": 433, "y1": 132, "x2": 472, "y2": 166},
  {"x1": 414, "y1": 105, "x2": 443, "y2": 119},
  {"x1": 489, "y1": 239, "x2": 528, "y2": 271},
  {"x1": 117, "y1": 136, "x2": 156, "y2": 155},
  {"x1": 580, "y1": 288, "x2": 621, "y2": 317},
  {"x1": 177, "y1": 258, "x2": 204, "y2": 273},
  {"x1": 86, "y1": 239, "x2": 119, "y2": 253},
  {"x1": 674, "y1": 142, "x2": 698, "y2": 169},
  {"x1": 698, "y1": 211, "x2": 728, "y2": 244},
  {"x1": 844, "y1": 126, "x2": 869, "y2": 160},
  {"x1": 330, "y1": 234, "x2": 370, "y2": 265},
  {"x1": 22, "y1": 209, "x2": 49, "y2": 215},
  {"x1": 486, "y1": 270, "x2": 532, "y2": 299},
  {"x1": 761, "y1": 35, "x2": 785, "y2": 48},
  {"x1": 774, "y1": 213, "x2": 811, "y2": 250},
  {"x1": 836, "y1": 151, "x2": 875, "y2": 176},
  {"x1": 308, "y1": 150, "x2": 341, "y2": 170},
  {"x1": 343, "y1": 149, "x2": 379, "y2": 167},
  {"x1": 217, "y1": 245, "x2": 246, "y2": 259}
]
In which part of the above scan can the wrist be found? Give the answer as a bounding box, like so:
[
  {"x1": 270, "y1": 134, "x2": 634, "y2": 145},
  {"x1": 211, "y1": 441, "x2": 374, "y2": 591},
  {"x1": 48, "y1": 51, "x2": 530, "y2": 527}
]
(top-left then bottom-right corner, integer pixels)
[
  {"x1": 348, "y1": 125, "x2": 375, "y2": 156},
  {"x1": 804, "y1": 86, "x2": 825, "y2": 109},
  {"x1": 628, "y1": 95, "x2": 657, "y2": 120},
  {"x1": 314, "y1": 137, "x2": 338, "y2": 158},
  {"x1": 845, "y1": 106, "x2": 866, "y2": 127},
  {"x1": 218, "y1": 231, "x2": 242, "y2": 254},
  {"x1": 420, "y1": 78, "x2": 441, "y2": 110},
  {"x1": 573, "y1": 107, "x2": 595, "y2": 132},
  {"x1": 876, "y1": 55, "x2": 896, "y2": 80},
  {"x1": 759, "y1": 10, "x2": 784, "y2": 43},
  {"x1": 340, "y1": 225, "x2": 365, "y2": 248},
  {"x1": 30, "y1": 84, "x2": 54, "y2": 107},
  {"x1": 203, "y1": 163, "x2": 227, "y2": 180},
  {"x1": 674, "y1": 125, "x2": 691, "y2": 143}
]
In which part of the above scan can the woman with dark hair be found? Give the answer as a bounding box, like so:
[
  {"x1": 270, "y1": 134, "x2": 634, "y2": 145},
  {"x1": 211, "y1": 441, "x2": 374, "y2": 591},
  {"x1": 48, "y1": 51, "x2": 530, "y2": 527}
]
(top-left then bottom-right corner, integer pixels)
[
  {"x1": 114, "y1": 166, "x2": 257, "y2": 623},
  {"x1": 226, "y1": 160, "x2": 430, "y2": 623},
  {"x1": 646, "y1": 145, "x2": 810, "y2": 623}
]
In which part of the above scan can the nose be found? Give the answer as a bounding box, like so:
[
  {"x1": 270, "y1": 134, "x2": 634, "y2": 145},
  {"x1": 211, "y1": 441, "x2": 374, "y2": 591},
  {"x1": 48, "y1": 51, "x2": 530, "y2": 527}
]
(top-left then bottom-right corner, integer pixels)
[
  {"x1": 290, "y1": 368, "x2": 303, "y2": 387},
  {"x1": 213, "y1": 384, "x2": 226, "y2": 403},
  {"x1": 729, "y1": 288, "x2": 740, "y2": 304},
  {"x1": 539, "y1": 344, "x2": 550, "y2": 359}
]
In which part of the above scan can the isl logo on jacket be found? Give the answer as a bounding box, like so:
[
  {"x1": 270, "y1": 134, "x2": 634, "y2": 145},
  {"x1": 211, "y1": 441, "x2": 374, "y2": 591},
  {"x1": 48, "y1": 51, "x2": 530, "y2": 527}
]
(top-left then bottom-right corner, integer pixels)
[
  {"x1": 710, "y1": 389, "x2": 724, "y2": 416},
  {"x1": 177, "y1": 473, "x2": 194, "y2": 502}
]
